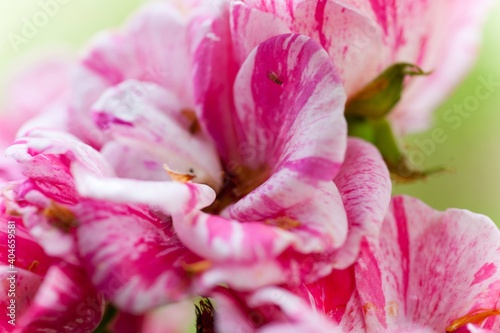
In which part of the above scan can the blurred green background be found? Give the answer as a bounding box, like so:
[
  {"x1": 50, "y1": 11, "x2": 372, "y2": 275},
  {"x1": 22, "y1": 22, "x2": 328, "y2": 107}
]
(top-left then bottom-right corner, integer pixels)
[{"x1": 1, "y1": 0, "x2": 500, "y2": 226}]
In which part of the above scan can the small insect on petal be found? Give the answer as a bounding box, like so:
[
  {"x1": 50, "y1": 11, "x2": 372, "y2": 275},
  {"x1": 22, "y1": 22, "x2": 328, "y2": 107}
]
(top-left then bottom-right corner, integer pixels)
[{"x1": 267, "y1": 71, "x2": 283, "y2": 85}]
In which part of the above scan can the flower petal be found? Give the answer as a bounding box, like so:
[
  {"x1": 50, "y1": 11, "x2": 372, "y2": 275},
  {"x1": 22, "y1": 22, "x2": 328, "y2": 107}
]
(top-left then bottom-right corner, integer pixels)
[
  {"x1": 237, "y1": 0, "x2": 492, "y2": 133},
  {"x1": 386, "y1": 0, "x2": 493, "y2": 133},
  {"x1": 6, "y1": 129, "x2": 114, "y2": 204},
  {"x1": 73, "y1": 167, "x2": 215, "y2": 216},
  {"x1": 76, "y1": 201, "x2": 202, "y2": 313},
  {"x1": 0, "y1": 54, "x2": 71, "y2": 142},
  {"x1": 232, "y1": 0, "x2": 386, "y2": 95},
  {"x1": 214, "y1": 287, "x2": 343, "y2": 333},
  {"x1": 91, "y1": 80, "x2": 223, "y2": 191},
  {"x1": 356, "y1": 196, "x2": 500, "y2": 332},
  {"x1": 176, "y1": 33, "x2": 348, "y2": 290},
  {"x1": 191, "y1": 3, "x2": 240, "y2": 161},
  {"x1": 224, "y1": 33, "x2": 347, "y2": 253},
  {"x1": 328, "y1": 138, "x2": 391, "y2": 268},
  {"x1": 16, "y1": 263, "x2": 104, "y2": 332},
  {"x1": 0, "y1": 267, "x2": 43, "y2": 331},
  {"x1": 72, "y1": 1, "x2": 194, "y2": 146}
]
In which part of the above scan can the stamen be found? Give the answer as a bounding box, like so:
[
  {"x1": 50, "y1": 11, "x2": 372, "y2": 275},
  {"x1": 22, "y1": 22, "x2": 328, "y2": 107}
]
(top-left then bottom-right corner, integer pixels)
[
  {"x1": 264, "y1": 216, "x2": 301, "y2": 230},
  {"x1": 232, "y1": 165, "x2": 269, "y2": 198},
  {"x1": 195, "y1": 298, "x2": 215, "y2": 333},
  {"x1": 163, "y1": 164, "x2": 196, "y2": 183},
  {"x1": 446, "y1": 308, "x2": 500, "y2": 332},
  {"x1": 6, "y1": 209, "x2": 21, "y2": 217},
  {"x1": 43, "y1": 201, "x2": 78, "y2": 232},
  {"x1": 181, "y1": 108, "x2": 201, "y2": 134},
  {"x1": 26, "y1": 260, "x2": 39, "y2": 274},
  {"x1": 182, "y1": 260, "x2": 212, "y2": 275}
]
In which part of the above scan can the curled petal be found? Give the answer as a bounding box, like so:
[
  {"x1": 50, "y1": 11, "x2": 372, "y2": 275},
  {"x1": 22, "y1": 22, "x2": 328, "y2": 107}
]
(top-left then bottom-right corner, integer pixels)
[
  {"x1": 6, "y1": 129, "x2": 114, "y2": 202},
  {"x1": 223, "y1": 33, "x2": 348, "y2": 251},
  {"x1": 73, "y1": 167, "x2": 215, "y2": 216},
  {"x1": 224, "y1": 33, "x2": 348, "y2": 262},
  {"x1": 328, "y1": 138, "x2": 391, "y2": 268}
]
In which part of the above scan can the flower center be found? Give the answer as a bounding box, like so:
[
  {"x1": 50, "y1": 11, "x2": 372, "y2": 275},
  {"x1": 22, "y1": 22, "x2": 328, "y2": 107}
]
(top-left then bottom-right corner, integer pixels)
[
  {"x1": 446, "y1": 308, "x2": 500, "y2": 332},
  {"x1": 202, "y1": 165, "x2": 270, "y2": 215},
  {"x1": 43, "y1": 201, "x2": 78, "y2": 232}
]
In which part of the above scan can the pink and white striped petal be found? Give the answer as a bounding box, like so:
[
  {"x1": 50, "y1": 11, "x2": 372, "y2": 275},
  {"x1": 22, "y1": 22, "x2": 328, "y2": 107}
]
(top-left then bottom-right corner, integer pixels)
[
  {"x1": 223, "y1": 33, "x2": 347, "y2": 257},
  {"x1": 214, "y1": 287, "x2": 343, "y2": 333},
  {"x1": 191, "y1": 3, "x2": 240, "y2": 162},
  {"x1": 356, "y1": 196, "x2": 500, "y2": 332},
  {"x1": 6, "y1": 129, "x2": 115, "y2": 202},
  {"x1": 234, "y1": 0, "x2": 492, "y2": 133},
  {"x1": 72, "y1": 1, "x2": 195, "y2": 146},
  {"x1": 91, "y1": 80, "x2": 223, "y2": 191},
  {"x1": 75, "y1": 201, "x2": 203, "y2": 313},
  {"x1": 327, "y1": 138, "x2": 391, "y2": 269},
  {"x1": 15, "y1": 263, "x2": 104, "y2": 332},
  {"x1": 231, "y1": 0, "x2": 386, "y2": 96},
  {"x1": 176, "y1": 33, "x2": 348, "y2": 289}
]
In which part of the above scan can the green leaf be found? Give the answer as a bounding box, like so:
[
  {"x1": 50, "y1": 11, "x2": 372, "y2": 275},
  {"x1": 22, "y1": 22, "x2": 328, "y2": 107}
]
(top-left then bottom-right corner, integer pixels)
[{"x1": 345, "y1": 63, "x2": 429, "y2": 119}]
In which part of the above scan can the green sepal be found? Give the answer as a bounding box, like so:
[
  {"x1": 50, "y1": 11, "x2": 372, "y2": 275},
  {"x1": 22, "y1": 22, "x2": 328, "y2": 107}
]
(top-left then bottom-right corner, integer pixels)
[
  {"x1": 345, "y1": 63, "x2": 429, "y2": 119},
  {"x1": 92, "y1": 303, "x2": 117, "y2": 333},
  {"x1": 347, "y1": 117, "x2": 446, "y2": 183}
]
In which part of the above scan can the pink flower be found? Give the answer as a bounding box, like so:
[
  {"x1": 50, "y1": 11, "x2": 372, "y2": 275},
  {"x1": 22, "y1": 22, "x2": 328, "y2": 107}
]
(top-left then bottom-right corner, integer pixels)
[
  {"x1": 230, "y1": 0, "x2": 492, "y2": 133},
  {"x1": 0, "y1": 194, "x2": 104, "y2": 332},
  {"x1": 6, "y1": 129, "x2": 214, "y2": 313},
  {"x1": 212, "y1": 196, "x2": 500, "y2": 333},
  {"x1": 67, "y1": 0, "x2": 391, "y2": 291},
  {"x1": 5, "y1": 0, "x2": 391, "y2": 314}
]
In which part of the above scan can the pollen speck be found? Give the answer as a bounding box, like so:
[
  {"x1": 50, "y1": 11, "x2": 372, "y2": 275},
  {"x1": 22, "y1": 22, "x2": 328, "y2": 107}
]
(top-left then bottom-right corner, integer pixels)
[
  {"x1": 363, "y1": 302, "x2": 377, "y2": 314},
  {"x1": 265, "y1": 216, "x2": 301, "y2": 230},
  {"x1": 386, "y1": 301, "x2": 398, "y2": 318}
]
